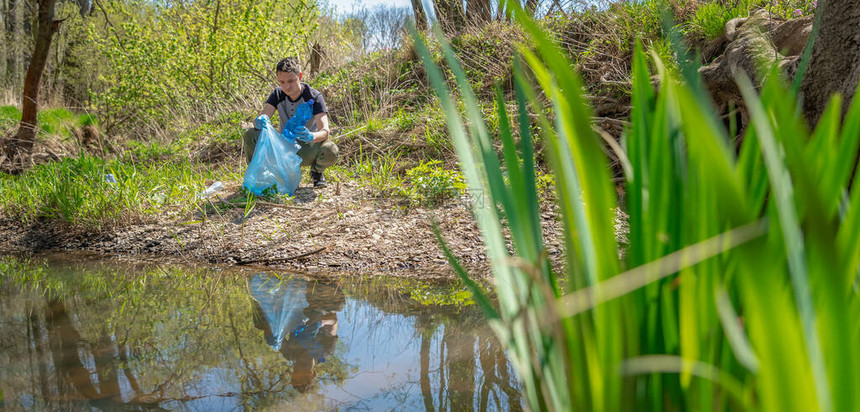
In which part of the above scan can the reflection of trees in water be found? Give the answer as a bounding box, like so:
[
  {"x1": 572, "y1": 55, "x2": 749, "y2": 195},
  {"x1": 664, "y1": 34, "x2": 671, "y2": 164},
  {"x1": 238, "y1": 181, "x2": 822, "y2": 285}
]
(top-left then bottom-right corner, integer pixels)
[
  {"x1": 1, "y1": 262, "x2": 522, "y2": 411},
  {"x1": 1, "y1": 272, "x2": 321, "y2": 409},
  {"x1": 413, "y1": 311, "x2": 523, "y2": 411}
]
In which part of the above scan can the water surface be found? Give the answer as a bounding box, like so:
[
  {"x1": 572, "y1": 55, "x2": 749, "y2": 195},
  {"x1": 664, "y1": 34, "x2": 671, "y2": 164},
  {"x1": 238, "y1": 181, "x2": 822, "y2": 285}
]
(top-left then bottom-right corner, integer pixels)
[{"x1": 0, "y1": 255, "x2": 521, "y2": 411}]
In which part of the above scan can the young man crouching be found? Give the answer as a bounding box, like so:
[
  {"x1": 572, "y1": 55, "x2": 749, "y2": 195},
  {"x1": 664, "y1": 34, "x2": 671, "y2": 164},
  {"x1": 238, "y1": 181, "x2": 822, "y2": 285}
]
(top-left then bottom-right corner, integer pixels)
[{"x1": 244, "y1": 57, "x2": 337, "y2": 188}]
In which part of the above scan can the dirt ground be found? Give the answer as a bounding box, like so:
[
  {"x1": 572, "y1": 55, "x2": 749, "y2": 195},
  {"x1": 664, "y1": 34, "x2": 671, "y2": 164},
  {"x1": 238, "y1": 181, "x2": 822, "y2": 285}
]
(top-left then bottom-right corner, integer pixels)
[{"x1": 0, "y1": 179, "x2": 568, "y2": 279}]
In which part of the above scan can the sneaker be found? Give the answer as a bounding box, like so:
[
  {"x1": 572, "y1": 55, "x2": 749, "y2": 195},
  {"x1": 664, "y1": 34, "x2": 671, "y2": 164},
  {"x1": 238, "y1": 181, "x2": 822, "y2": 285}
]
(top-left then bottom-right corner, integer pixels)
[{"x1": 311, "y1": 171, "x2": 327, "y2": 188}]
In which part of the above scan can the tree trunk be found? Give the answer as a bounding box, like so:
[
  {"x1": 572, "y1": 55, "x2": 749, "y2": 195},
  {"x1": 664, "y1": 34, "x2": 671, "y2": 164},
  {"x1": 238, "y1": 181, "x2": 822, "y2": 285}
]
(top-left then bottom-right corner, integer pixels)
[
  {"x1": 801, "y1": 0, "x2": 860, "y2": 127},
  {"x1": 309, "y1": 42, "x2": 323, "y2": 75},
  {"x1": 410, "y1": 0, "x2": 428, "y2": 31},
  {"x1": 7, "y1": 0, "x2": 58, "y2": 158},
  {"x1": 0, "y1": 0, "x2": 6, "y2": 89}
]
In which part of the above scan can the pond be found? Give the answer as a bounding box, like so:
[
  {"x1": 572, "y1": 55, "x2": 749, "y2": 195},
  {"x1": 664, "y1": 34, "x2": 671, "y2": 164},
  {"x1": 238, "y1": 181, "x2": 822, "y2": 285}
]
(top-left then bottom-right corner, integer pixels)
[{"x1": 0, "y1": 255, "x2": 522, "y2": 411}]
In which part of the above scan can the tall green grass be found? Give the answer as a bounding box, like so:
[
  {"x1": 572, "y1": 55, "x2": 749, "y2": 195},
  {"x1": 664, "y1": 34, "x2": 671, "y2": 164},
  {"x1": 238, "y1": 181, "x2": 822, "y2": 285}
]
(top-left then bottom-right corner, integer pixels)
[
  {"x1": 417, "y1": 4, "x2": 860, "y2": 411},
  {"x1": 0, "y1": 105, "x2": 98, "y2": 139},
  {"x1": 0, "y1": 156, "x2": 239, "y2": 228},
  {"x1": 686, "y1": 0, "x2": 762, "y2": 41}
]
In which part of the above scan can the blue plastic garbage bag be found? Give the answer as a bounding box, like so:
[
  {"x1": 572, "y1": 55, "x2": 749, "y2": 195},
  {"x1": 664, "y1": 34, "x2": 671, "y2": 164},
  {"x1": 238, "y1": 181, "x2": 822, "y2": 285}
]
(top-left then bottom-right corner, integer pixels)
[
  {"x1": 243, "y1": 123, "x2": 302, "y2": 196},
  {"x1": 243, "y1": 100, "x2": 314, "y2": 196},
  {"x1": 249, "y1": 274, "x2": 309, "y2": 351}
]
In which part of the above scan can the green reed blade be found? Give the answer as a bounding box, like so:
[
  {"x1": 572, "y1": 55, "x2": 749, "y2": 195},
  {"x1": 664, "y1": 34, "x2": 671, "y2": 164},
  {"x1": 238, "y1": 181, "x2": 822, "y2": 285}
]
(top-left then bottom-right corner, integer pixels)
[{"x1": 738, "y1": 74, "x2": 832, "y2": 412}]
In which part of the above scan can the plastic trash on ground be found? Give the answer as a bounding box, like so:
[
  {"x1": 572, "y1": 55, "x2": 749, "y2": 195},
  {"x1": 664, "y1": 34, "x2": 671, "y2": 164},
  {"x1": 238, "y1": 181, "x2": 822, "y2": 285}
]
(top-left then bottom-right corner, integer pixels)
[
  {"x1": 198, "y1": 181, "x2": 224, "y2": 199},
  {"x1": 243, "y1": 100, "x2": 314, "y2": 196}
]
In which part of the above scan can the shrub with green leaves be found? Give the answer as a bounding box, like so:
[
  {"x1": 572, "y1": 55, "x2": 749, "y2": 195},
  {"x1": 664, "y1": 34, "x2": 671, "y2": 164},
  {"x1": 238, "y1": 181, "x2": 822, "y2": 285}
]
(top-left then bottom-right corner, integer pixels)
[
  {"x1": 416, "y1": 3, "x2": 860, "y2": 411},
  {"x1": 89, "y1": 0, "x2": 318, "y2": 136},
  {"x1": 401, "y1": 160, "x2": 465, "y2": 206}
]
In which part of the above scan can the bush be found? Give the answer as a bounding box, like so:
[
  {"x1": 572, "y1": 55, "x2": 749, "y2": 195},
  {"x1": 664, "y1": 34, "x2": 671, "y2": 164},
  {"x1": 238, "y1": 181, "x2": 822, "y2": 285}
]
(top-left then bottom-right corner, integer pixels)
[
  {"x1": 89, "y1": 0, "x2": 318, "y2": 137},
  {"x1": 401, "y1": 160, "x2": 465, "y2": 206}
]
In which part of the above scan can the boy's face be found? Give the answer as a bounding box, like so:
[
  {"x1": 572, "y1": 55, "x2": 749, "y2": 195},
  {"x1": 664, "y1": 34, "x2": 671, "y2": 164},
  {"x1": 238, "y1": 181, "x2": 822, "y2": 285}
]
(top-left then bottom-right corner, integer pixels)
[{"x1": 277, "y1": 71, "x2": 303, "y2": 97}]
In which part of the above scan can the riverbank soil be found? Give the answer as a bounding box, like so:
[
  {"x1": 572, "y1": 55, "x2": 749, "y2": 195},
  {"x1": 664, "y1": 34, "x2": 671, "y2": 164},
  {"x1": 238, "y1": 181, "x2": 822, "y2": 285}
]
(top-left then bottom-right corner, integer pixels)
[{"x1": 0, "y1": 178, "x2": 568, "y2": 279}]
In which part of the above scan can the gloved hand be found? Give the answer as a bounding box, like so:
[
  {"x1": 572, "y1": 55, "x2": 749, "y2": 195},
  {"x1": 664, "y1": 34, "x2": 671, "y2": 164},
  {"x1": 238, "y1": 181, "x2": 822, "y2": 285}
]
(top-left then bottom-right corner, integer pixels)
[
  {"x1": 254, "y1": 114, "x2": 270, "y2": 130},
  {"x1": 293, "y1": 126, "x2": 314, "y2": 143}
]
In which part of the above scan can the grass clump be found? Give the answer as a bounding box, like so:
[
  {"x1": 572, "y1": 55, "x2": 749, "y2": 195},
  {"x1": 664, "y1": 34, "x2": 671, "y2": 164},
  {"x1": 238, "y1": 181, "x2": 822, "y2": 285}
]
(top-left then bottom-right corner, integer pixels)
[
  {"x1": 0, "y1": 155, "x2": 237, "y2": 228},
  {"x1": 400, "y1": 160, "x2": 465, "y2": 206},
  {"x1": 685, "y1": 0, "x2": 766, "y2": 41},
  {"x1": 0, "y1": 106, "x2": 21, "y2": 128},
  {"x1": 37, "y1": 108, "x2": 78, "y2": 137},
  {"x1": 346, "y1": 148, "x2": 405, "y2": 198},
  {"x1": 685, "y1": 0, "x2": 818, "y2": 41},
  {"x1": 0, "y1": 105, "x2": 100, "y2": 141}
]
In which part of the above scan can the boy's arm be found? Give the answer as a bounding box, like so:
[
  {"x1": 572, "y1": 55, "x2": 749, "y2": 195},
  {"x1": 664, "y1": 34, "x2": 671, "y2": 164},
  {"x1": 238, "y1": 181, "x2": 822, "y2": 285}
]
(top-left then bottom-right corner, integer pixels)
[
  {"x1": 261, "y1": 103, "x2": 276, "y2": 117},
  {"x1": 310, "y1": 113, "x2": 330, "y2": 143},
  {"x1": 262, "y1": 104, "x2": 277, "y2": 129},
  {"x1": 253, "y1": 104, "x2": 278, "y2": 130}
]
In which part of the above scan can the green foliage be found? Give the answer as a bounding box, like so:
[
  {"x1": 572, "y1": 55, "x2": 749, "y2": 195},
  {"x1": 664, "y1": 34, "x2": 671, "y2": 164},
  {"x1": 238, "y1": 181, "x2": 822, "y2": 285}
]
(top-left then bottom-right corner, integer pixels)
[
  {"x1": 535, "y1": 171, "x2": 555, "y2": 199},
  {"x1": 419, "y1": 103, "x2": 454, "y2": 156},
  {"x1": 765, "y1": 0, "x2": 819, "y2": 19},
  {"x1": 36, "y1": 108, "x2": 77, "y2": 138},
  {"x1": 123, "y1": 140, "x2": 189, "y2": 163},
  {"x1": 78, "y1": 113, "x2": 98, "y2": 127},
  {"x1": 0, "y1": 106, "x2": 21, "y2": 127},
  {"x1": 348, "y1": 148, "x2": 405, "y2": 197},
  {"x1": 0, "y1": 106, "x2": 99, "y2": 140},
  {"x1": 400, "y1": 160, "x2": 465, "y2": 206},
  {"x1": 89, "y1": 0, "x2": 318, "y2": 136},
  {"x1": 179, "y1": 110, "x2": 248, "y2": 144},
  {"x1": 416, "y1": 5, "x2": 860, "y2": 411},
  {"x1": 686, "y1": 0, "x2": 761, "y2": 40},
  {"x1": 385, "y1": 107, "x2": 417, "y2": 131},
  {"x1": 0, "y1": 155, "x2": 238, "y2": 228}
]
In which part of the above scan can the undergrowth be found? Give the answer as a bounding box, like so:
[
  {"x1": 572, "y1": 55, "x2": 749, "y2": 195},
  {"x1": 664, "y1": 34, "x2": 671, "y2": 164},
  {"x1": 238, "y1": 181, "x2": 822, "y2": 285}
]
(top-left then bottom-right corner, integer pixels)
[
  {"x1": 0, "y1": 105, "x2": 97, "y2": 141},
  {"x1": 0, "y1": 155, "x2": 240, "y2": 228}
]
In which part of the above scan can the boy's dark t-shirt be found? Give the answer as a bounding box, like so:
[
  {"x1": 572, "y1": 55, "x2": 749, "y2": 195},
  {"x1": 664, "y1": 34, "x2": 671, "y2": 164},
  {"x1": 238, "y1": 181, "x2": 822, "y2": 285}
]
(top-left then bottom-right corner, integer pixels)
[{"x1": 265, "y1": 83, "x2": 327, "y2": 133}]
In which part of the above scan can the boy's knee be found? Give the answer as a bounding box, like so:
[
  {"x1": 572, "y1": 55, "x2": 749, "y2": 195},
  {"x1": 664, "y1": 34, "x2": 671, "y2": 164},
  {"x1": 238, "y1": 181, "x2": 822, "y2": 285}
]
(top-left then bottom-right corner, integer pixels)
[
  {"x1": 321, "y1": 141, "x2": 339, "y2": 158},
  {"x1": 318, "y1": 141, "x2": 339, "y2": 166}
]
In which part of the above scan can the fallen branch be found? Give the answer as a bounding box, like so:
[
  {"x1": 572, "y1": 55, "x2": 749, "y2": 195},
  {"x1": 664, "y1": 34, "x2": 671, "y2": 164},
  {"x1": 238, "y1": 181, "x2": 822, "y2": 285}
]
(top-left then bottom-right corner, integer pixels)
[{"x1": 237, "y1": 246, "x2": 327, "y2": 265}]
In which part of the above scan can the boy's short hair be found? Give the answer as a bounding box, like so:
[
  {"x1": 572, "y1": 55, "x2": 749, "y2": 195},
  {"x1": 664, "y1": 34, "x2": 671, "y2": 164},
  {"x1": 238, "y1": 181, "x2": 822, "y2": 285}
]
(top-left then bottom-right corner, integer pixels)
[{"x1": 276, "y1": 57, "x2": 302, "y2": 75}]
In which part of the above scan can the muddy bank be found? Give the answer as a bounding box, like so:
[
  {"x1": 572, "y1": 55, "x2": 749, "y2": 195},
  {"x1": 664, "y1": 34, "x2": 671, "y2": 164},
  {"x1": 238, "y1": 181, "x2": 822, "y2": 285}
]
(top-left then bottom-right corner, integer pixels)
[{"x1": 0, "y1": 179, "x2": 566, "y2": 279}]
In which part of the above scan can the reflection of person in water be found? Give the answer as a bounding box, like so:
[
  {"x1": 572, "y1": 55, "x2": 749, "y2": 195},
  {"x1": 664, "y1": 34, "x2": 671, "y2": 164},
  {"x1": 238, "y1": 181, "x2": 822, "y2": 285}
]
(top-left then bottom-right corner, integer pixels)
[{"x1": 250, "y1": 275, "x2": 345, "y2": 393}]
